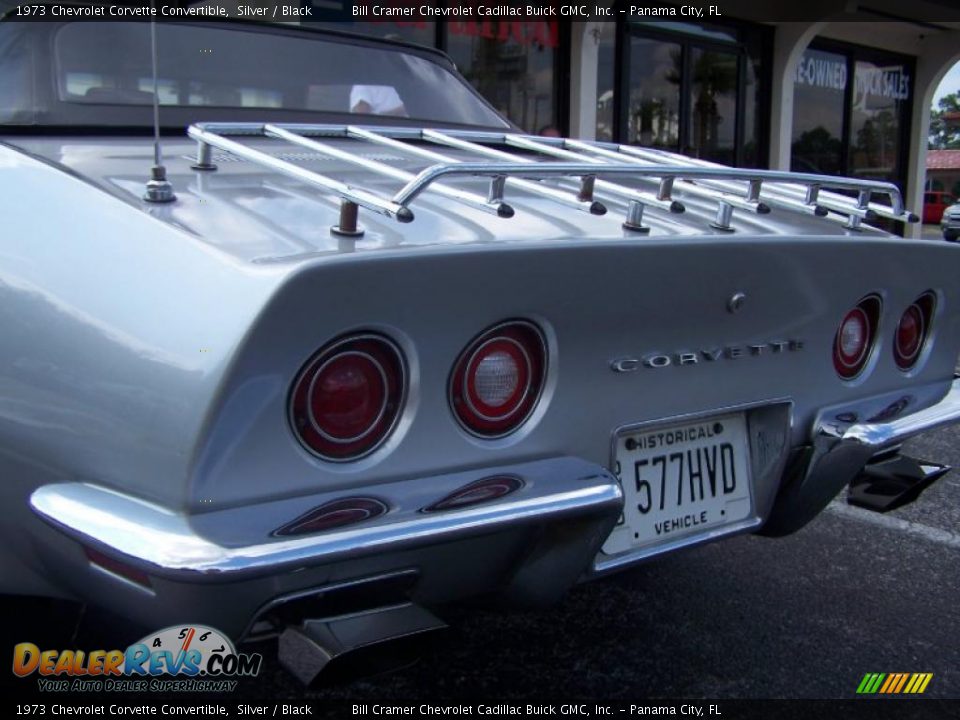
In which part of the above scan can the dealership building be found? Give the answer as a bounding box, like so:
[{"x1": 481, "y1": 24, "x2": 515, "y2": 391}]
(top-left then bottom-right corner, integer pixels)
[{"x1": 307, "y1": 0, "x2": 960, "y2": 236}]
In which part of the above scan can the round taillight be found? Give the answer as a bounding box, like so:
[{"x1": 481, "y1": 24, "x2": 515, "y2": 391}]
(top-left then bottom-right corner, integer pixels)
[
  {"x1": 290, "y1": 335, "x2": 405, "y2": 461},
  {"x1": 894, "y1": 293, "x2": 935, "y2": 371},
  {"x1": 833, "y1": 296, "x2": 880, "y2": 379},
  {"x1": 450, "y1": 321, "x2": 547, "y2": 437}
]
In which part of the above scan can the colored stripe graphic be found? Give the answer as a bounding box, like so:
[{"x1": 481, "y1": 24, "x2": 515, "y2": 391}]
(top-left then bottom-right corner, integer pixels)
[
  {"x1": 893, "y1": 674, "x2": 909, "y2": 693},
  {"x1": 857, "y1": 673, "x2": 933, "y2": 694},
  {"x1": 879, "y1": 674, "x2": 895, "y2": 694}
]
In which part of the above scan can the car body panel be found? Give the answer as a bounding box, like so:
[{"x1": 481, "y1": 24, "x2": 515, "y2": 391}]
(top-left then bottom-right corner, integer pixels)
[{"x1": 941, "y1": 202, "x2": 960, "y2": 240}]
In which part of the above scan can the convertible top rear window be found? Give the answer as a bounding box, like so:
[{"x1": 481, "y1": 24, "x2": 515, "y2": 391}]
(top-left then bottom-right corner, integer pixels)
[{"x1": 0, "y1": 21, "x2": 509, "y2": 128}]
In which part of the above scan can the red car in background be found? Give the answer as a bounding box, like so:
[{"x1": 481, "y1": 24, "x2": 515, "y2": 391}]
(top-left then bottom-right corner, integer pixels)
[{"x1": 924, "y1": 191, "x2": 956, "y2": 224}]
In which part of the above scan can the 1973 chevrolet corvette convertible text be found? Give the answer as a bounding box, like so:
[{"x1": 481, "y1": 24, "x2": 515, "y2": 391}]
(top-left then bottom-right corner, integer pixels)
[{"x1": 1, "y1": 14, "x2": 959, "y2": 685}]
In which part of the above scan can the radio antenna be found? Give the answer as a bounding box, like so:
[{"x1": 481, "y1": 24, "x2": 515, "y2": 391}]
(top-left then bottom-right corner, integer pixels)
[{"x1": 143, "y1": 2, "x2": 176, "y2": 203}]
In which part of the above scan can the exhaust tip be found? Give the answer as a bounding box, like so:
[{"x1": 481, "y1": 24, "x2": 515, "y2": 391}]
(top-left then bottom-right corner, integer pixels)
[
  {"x1": 848, "y1": 454, "x2": 951, "y2": 513},
  {"x1": 278, "y1": 603, "x2": 448, "y2": 687}
]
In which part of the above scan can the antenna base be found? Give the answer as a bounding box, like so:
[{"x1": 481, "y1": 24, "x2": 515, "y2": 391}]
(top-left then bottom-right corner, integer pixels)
[{"x1": 144, "y1": 166, "x2": 177, "y2": 204}]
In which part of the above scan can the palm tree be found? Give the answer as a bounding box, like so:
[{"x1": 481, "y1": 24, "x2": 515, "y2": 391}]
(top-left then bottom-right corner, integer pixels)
[{"x1": 690, "y1": 50, "x2": 737, "y2": 158}]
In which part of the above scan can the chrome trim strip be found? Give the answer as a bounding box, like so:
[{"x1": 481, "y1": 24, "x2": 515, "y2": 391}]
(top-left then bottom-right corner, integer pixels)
[{"x1": 30, "y1": 467, "x2": 622, "y2": 580}]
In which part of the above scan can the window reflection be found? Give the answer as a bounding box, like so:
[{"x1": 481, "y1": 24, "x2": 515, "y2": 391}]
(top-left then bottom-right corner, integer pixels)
[
  {"x1": 317, "y1": 21, "x2": 436, "y2": 47},
  {"x1": 313, "y1": 18, "x2": 562, "y2": 133},
  {"x1": 688, "y1": 48, "x2": 737, "y2": 164},
  {"x1": 627, "y1": 37, "x2": 680, "y2": 149},
  {"x1": 791, "y1": 48, "x2": 846, "y2": 175},
  {"x1": 848, "y1": 60, "x2": 908, "y2": 183},
  {"x1": 741, "y1": 46, "x2": 762, "y2": 168},
  {"x1": 615, "y1": 26, "x2": 766, "y2": 166},
  {"x1": 445, "y1": 21, "x2": 560, "y2": 133},
  {"x1": 595, "y1": 24, "x2": 616, "y2": 142}
]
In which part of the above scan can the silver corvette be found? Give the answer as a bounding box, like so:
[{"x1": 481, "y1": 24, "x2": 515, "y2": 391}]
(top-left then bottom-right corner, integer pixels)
[{"x1": 2, "y1": 17, "x2": 960, "y2": 684}]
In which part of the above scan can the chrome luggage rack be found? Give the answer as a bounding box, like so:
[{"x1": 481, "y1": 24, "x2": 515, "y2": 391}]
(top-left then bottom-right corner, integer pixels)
[{"x1": 187, "y1": 123, "x2": 917, "y2": 236}]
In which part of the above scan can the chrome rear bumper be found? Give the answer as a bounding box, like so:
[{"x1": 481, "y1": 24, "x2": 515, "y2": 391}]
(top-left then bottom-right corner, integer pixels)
[
  {"x1": 762, "y1": 378, "x2": 960, "y2": 535},
  {"x1": 26, "y1": 380, "x2": 960, "y2": 633},
  {"x1": 29, "y1": 457, "x2": 622, "y2": 636},
  {"x1": 32, "y1": 458, "x2": 621, "y2": 579}
]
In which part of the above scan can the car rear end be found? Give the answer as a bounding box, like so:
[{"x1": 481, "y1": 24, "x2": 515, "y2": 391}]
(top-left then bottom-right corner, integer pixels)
[
  {"x1": 25, "y1": 225, "x2": 960, "y2": 667},
  {"x1": 942, "y1": 203, "x2": 960, "y2": 240},
  {"x1": 5, "y1": 19, "x2": 960, "y2": 684}
]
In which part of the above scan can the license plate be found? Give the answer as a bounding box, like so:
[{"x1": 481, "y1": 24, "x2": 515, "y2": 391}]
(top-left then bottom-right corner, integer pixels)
[{"x1": 602, "y1": 413, "x2": 753, "y2": 556}]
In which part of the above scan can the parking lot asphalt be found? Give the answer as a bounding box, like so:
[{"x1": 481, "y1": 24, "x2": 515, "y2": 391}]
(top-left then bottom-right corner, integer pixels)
[{"x1": 3, "y1": 429, "x2": 958, "y2": 703}]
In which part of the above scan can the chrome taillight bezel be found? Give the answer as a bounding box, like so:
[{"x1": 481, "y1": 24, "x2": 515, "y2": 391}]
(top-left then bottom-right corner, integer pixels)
[
  {"x1": 833, "y1": 295, "x2": 881, "y2": 380},
  {"x1": 449, "y1": 320, "x2": 547, "y2": 438},
  {"x1": 289, "y1": 333, "x2": 406, "y2": 462},
  {"x1": 894, "y1": 292, "x2": 936, "y2": 372}
]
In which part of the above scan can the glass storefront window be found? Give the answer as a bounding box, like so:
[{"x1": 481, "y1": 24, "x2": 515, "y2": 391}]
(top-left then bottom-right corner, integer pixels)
[
  {"x1": 596, "y1": 24, "x2": 616, "y2": 142},
  {"x1": 848, "y1": 59, "x2": 910, "y2": 183},
  {"x1": 634, "y1": 21, "x2": 738, "y2": 44},
  {"x1": 327, "y1": 21, "x2": 436, "y2": 47},
  {"x1": 741, "y1": 45, "x2": 763, "y2": 168},
  {"x1": 445, "y1": 21, "x2": 560, "y2": 133},
  {"x1": 606, "y1": 21, "x2": 769, "y2": 166},
  {"x1": 791, "y1": 48, "x2": 847, "y2": 175},
  {"x1": 312, "y1": 17, "x2": 562, "y2": 135},
  {"x1": 791, "y1": 43, "x2": 913, "y2": 202},
  {"x1": 687, "y1": 47, "x2": 737, "y2": 164},
  {"x1": 627, "y1": 36, "x2": 681, "y2": 150}
]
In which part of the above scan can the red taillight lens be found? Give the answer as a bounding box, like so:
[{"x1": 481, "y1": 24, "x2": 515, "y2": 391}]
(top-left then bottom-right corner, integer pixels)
[
  {"x1": 290, "y1": 335, "x2": 405, "y2": 461},
  {"x1": 894, "y1": 293, "x2": 935, "y2": 371},
  {"x1": 450, "y1": 321, "x2": 547, "y2": 437},
  {"x1": 834, "y1": 296, "x2": 880, "y2": 379}
]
